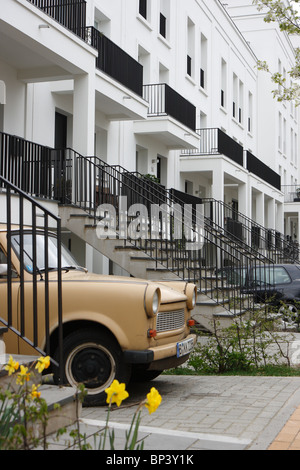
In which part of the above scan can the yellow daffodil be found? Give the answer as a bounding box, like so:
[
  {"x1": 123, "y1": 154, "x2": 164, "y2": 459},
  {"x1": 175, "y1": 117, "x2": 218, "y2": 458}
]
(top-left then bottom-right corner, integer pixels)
[
  {"x1": 30, "y1": 384, "x2": 41, "y2": 399},
  {"x1": 35, "y1": 356, "x2": 50, "y2": 373},
  {"x1": 144, "y1": 387, "x2": 162, "y2": 415},
  {"x1": 4, "y1": 355, "x2": 19, "y2": 376},
  {"x1": 16, "y1": 365, "x2": 30, "y2": 385},
  {"x1": 105, "y1": 380, "x2": 129, "y2": 407}
]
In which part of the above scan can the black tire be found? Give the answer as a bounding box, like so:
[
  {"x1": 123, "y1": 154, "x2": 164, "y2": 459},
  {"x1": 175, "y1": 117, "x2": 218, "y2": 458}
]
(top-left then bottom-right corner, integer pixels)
[{"x1": 53, "y1": 328, "x2": 131, "y2": 406}]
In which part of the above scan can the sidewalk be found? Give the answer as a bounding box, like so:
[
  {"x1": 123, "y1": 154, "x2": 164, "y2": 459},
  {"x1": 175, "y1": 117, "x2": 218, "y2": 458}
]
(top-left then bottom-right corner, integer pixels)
[{"x1": 47, "y1": 374, "x2": 300, "y2": 451}]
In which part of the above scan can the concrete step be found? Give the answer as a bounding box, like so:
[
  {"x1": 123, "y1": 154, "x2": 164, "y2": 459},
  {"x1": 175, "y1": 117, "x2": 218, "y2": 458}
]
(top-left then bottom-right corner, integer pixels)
[
  {"x1": 0, "y1": 354, "x2": 80, "y2": 440},
  {"x1": 38, "y1": 381, "x2": 81, "y2": 437}
]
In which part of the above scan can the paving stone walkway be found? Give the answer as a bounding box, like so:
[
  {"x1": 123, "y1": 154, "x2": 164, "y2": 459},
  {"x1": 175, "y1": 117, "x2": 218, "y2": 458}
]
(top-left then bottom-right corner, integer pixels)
[{"x1": 72, "y1": 375, "x2": 300, "y2": 451}]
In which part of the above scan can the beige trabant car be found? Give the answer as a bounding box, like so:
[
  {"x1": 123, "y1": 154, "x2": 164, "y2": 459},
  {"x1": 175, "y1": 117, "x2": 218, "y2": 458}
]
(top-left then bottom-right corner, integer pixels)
[{"x1": 0, "y1": 226, "x2": 197, "y2": 405}]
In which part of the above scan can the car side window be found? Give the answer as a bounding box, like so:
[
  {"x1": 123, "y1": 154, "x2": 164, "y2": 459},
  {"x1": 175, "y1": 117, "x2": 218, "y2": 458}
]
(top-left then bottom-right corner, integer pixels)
[
  {"x1": 274, "y1": 267, "x2": 291, "y2": 285},
  {"x1": 0, "y1": 246, "x2": 17, "y2": 279},
  {"x1": 0, "y1": 246, "x2": 8, "y2": 278},
  {"x1": 252, "y1": 266, "x2": 291, "y2": 286},
  {"x1": 0, "y1": 247, "x2": 7, "y2": 264}
]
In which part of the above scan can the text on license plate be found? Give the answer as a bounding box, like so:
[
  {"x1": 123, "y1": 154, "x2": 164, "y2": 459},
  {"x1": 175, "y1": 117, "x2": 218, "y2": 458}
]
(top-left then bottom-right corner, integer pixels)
[{"x1": 176, "y1": 338, "x2": 194, "y2": 358}]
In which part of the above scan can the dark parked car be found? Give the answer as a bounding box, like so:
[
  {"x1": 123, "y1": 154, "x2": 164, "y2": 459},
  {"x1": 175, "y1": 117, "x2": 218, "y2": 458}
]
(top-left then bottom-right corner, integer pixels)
[{"x1": 242, "y1": 264, "x2": 300, "y2": 325}]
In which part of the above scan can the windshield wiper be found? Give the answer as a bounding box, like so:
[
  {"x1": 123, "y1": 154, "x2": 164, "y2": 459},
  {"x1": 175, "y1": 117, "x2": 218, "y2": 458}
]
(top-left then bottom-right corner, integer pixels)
[
  {"x1": 40, "y1": 265, "x2": 86, "y2": 273},
  {"x1": 62, "y1": 266, "x2": 87, "y2": 272}
]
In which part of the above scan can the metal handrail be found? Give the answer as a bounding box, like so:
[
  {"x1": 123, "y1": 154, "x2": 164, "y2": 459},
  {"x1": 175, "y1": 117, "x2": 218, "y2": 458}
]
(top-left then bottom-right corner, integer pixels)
[
  {"x1": 202, "y1": 197, "x2": 299, "y2": 264},
  {"x1": 55, "y1": 148, "x2": 273, "y2": 316},
  {"x1": 0, "y1": 175, "x2": 64, "y2": 382},
  {"x1": 0, "y1": 131, "x2": 274, "y2": 317}
]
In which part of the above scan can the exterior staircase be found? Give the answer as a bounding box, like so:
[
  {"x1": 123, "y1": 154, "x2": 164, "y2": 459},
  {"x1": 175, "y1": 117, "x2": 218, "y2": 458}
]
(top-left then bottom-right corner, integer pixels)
[
  {"x1": 54, "y1": 149, "x2": 282, "y2": 333},
  {"x1": 1, "y1": 131, "x2": 295, "y2": 334},
  {"x1": 58, "y1": 201, "x2": 261, "y2": 333}
]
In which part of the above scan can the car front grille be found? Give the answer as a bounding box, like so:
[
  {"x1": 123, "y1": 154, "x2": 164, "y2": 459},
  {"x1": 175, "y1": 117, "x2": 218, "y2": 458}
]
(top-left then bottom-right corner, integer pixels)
[{"x1": 156, "y1": 309, "x2": 185, "y2": 333}]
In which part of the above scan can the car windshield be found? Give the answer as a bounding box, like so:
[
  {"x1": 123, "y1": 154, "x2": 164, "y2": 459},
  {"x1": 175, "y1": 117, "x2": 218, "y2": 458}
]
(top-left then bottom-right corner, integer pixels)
[{"x1": 11, "y1": 232, "x2": 82, "y2": 273}]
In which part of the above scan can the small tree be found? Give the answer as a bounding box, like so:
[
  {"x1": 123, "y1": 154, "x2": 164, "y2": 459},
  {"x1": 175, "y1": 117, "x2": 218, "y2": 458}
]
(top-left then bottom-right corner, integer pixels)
[{"x1": 253, "y1": 0, "x2": 300, "y2": 103}]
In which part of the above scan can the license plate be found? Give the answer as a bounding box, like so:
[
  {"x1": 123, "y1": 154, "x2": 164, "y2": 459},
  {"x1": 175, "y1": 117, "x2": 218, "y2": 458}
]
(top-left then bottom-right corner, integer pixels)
[{"x1": 176, "y1": 338, "x2": 194, "y2": 358}]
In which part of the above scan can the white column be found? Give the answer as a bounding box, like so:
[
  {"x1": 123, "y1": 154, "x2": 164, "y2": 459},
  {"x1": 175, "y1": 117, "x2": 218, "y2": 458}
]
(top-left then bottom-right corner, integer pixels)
[
  {"x1": 212, "y1": 164, "x2": 224, "y2": 202},
  {"x1": 256, "y1": 191, "x2": 264, "y2": 227},
  {"x1": 73, "y1": 74, "x2": 96, "y2": 273},
  {"x1": 276, "y1": 202, "x2": 284, "y2": 234},
  {"x1": 73, "y1": 74, "x2": 95, "y2": 156},
  {"x1": 267, "y1": 198, "x2": 276, "y2": 230},
  {"x1": 238, "y1": 183, "x2": 248, "y2": 218},
  {"x1": 212, "y1": 163, "x2": 224, "y2": 230}
]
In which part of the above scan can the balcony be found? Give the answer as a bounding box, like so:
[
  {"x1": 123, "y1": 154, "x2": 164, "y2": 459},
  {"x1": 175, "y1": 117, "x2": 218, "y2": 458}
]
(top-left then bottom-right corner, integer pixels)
[
  {"x1": 1, "y1": 0, "x2": 97, "y2": 83},
  {"x1": 181, "y1": 128, "x2": 244, "y2": 167},
  {"x1": 83, "y1": 27, "x2": 147, "y2": 120},
  {"x1": 246, "y1": 151, "x2": 281, "y2": 191},
  {"x1": 85, "y1": 27, "x2": 143, "y2": 97},
  {"x1": 281, "y1": 185, "x2": 300, "y2": 203},
  {"x1": 133, "y1": 84, "x2": 199, "y2": 150},
  {"x1": 26, "y1": 0, "x2": 87, "y2": 39}
]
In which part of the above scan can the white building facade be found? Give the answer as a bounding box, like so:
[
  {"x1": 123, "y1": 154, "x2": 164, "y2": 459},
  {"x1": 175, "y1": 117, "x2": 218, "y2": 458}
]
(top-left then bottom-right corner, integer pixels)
[{"x1": 0, "y1": 0, "x2": 299, "y2": 272}]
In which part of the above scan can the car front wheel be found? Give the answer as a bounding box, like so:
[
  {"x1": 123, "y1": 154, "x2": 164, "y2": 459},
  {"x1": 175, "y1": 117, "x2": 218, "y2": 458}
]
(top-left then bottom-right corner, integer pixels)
[
  {"x1": 54, "y1": 328, "x2": 131, "y2": 406},
  {"x1": 278, "y1": 304, "x2": 300, "y2": 326}
]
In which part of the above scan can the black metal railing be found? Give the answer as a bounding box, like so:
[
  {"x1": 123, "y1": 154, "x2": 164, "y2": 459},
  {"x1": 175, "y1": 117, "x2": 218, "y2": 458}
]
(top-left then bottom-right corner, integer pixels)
[
  {"x1": 0, "y1": 175, "x2": 63, "y2": 380},
  {"x1": 282, "y1": 185, "x2": 300, "y2": 204},
  {"x1": 0, "y1": 130, "x2": 292, "y2": 266},
  {"x1": 182, "y1": 128, "x2": 244, "y2": 166},
  {"x1": 26, "y1": 0, "x2": 87, "y2": 39},
  {"x1": 143, "y1": 84, "x2": 196, "y2": 132},
  {"x1": 84, "y1": 27, "x2": 143, "y2": 97},
  {"x1": 246, "y1": 151, "x2": 281, "y2": 191},
  {"x1": 49, "y1": 148, "x2": 274, "y2": 317},
  {"x1": 202, "y1": 197, "x2": 299, "y2": 263},
  {"x1": 0, "y1": 131, "x2": 275, "y2": 319},
  {"x1": 0, "y1": 132, "x2": 56, "y2": 200}
]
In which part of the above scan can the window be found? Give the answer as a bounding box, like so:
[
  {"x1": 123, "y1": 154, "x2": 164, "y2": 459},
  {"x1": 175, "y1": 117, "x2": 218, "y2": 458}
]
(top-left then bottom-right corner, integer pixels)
[
  {"x1": 138, "y1": 45, "x2": 150, "y2": 83},
  {"x1": 238, "y1": 80, "x2": 244, "y2": 125},
  {"x1": 0, "y1": 247, "x2": 17, "y2": 279},
  {"x1": 187, "y1": 55, "x2": 192, "y2": 76},
  {"x1": 200, "y1": 33, "x2": 207, "y2": 89},
  {"x1": 283, "y1": 118, "x2": 287, "y2": 155},
  {"x1": 248, "y1": 92, "x2": 253, "y2": 133},
  {"x1": 200, "y1": 68, "x2": 205, "y2": 88},
  {"x1": 0, "y1": 247, "x2": 7, "y2": 277},
  {"x1": 221, "y1": 90, "x2": 225, "y2": 108},
  {"x1": 160, "y1": 0, "x2": 170, "y2": 40},
  {"x1": 278, "y1": 112, "x2": 282, "y2": 150},
  {"x1": 233, "y1": 73, "x2": 238, "y2": 119},
  {"x1": 187, "y1": 17, "x2": 195, "y2": 78},
  {"x1": 159, "y1": 62, "x2": 169, "y2": 84},
  {"x1": 221, "y1": 59, "x2": 227, "y2": 108},
  {"x1": 160, "y1": 13, "x2": 166, "y2": 38},
  {"x1": 252, "y1": 266, "x2": 291, "y2": 286},
  {"x1": 278, "y1": 59, "x2": 282, "y2": 94},
  {"x1": 139, "y1": 0, "x2": 147, "y2": 20}
]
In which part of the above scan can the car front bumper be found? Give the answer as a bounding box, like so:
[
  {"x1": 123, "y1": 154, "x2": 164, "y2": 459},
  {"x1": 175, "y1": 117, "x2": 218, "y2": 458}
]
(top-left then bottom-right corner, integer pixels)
[{"x1": 123, "y1": 333, "x2": 197, "y2": 368}]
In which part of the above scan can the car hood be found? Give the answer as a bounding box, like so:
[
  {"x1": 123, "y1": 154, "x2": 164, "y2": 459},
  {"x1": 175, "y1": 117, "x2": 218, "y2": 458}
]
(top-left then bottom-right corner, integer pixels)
[{"x1": 58, "y1": 269, "x2": 188, "y2": 304}]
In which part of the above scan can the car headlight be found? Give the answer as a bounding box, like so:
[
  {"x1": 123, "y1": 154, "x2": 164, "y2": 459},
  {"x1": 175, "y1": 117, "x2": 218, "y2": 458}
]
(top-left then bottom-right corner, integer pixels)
[
  {"x1": 186, "y1": 283, "x2": 197, "y2": 310},
  {"x1": 145, "y1": 286, "x2": 161, "y2": 317}
]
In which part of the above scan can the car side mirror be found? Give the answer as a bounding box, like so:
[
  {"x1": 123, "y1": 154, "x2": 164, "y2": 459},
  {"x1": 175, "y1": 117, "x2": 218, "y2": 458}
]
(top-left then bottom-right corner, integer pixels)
[{"x1": 0, "y1": 264, "x2": 8, "y2": 276}]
